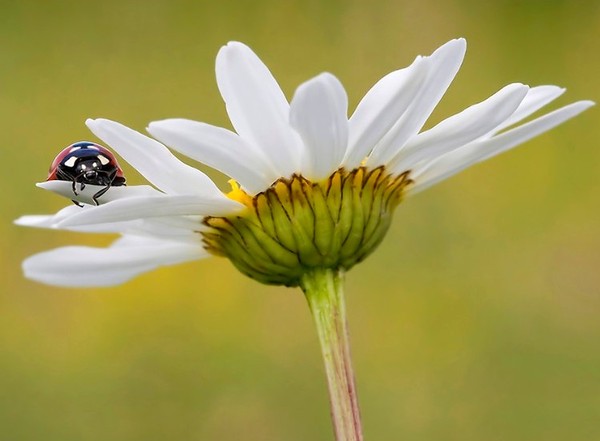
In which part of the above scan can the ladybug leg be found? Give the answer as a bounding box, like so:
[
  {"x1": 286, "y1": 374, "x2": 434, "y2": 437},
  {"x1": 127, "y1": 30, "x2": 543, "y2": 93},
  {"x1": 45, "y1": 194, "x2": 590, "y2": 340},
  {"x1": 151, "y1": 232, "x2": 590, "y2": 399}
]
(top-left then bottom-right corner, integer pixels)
[
  {"x1": 70, "y1": 178, "x2": 84, "y2": 206},
  {"x1": 92, "y1": 184, "x2": 111, "y2": 206},
  {"x1": 71, "y1": 174, "x2": 86, "y2": 196},
  {"x1": 71, "y1": 178, "x2": 86, "y2": 195}
]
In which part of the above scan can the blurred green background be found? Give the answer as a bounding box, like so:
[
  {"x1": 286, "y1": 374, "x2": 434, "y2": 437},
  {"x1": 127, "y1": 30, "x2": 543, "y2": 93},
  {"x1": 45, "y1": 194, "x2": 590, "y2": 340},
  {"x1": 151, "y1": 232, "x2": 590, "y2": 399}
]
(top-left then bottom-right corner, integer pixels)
[{"x1": 1, "y1": 0, "x2": 599, "y2": 440}]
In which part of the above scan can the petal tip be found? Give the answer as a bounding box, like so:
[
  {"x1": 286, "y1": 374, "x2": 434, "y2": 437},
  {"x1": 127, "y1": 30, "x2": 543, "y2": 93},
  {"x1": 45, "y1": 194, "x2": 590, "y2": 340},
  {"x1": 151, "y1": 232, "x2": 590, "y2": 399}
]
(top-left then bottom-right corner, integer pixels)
[
  {"x1": 429, "y1": 37, "x2": 467, "y2": 64},
  {"x1": 86, "y1": 117, "x2": 115, "y2": 134},
  {"x1": 145, "y1": 121, "x2": 159, "y2": 134},
  {"x1": 218, "y1": 41, "x2": 251, "y2": 57},
  {"x1": 444, "y1": 37, "x2": 467, "y2": 51},
  {"x1": 304, "y1": 72, "x2": 345, "y2": 90},
  {"x1": 572, "y1": 100, "x2": 596, "y2": 112},
  {"x1": 13, "y1": 216, "x2": 29, "y2": 226},
  {"x1": 85, "y1": 118, "x2": 97, "y2": 129}
]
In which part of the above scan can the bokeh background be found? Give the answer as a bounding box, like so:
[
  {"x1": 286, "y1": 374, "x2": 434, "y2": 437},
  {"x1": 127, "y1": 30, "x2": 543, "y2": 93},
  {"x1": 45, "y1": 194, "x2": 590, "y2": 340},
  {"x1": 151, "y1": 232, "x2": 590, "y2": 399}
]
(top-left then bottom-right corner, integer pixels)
[{"x1": 1, "y1": 0, "x2": 599, "y2": 440}]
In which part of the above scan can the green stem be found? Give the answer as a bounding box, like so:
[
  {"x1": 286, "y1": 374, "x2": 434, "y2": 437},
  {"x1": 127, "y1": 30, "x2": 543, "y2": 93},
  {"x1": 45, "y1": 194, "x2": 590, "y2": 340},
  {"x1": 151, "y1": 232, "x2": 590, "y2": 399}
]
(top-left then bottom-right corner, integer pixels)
[{"x1": 301, "y1": 268, "x2": 364, "y2": 441}]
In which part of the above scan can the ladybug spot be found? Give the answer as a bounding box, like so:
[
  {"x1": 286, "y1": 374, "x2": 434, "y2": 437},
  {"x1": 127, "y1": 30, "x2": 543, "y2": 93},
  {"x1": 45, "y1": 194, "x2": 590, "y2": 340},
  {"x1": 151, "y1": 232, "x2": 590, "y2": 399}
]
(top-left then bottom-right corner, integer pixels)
[{"x1": 63, "y1": 156, "x2": 78, "y2": 168}]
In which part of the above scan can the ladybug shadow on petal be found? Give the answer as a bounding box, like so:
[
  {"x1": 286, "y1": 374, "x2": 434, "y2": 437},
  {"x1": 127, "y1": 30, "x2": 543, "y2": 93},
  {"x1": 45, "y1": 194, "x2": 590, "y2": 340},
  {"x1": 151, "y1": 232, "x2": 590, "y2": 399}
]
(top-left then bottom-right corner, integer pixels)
[{"x1": 47, "y1": 141, "x2": 126, "y2": 206}]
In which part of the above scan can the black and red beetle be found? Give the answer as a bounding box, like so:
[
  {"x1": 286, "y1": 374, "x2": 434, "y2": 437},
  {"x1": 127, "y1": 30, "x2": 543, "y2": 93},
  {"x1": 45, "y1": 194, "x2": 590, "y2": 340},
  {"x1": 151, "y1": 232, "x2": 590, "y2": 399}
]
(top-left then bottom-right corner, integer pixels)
[{"x1": 47, "y1": 141, "x2": 126, "y2": 205}]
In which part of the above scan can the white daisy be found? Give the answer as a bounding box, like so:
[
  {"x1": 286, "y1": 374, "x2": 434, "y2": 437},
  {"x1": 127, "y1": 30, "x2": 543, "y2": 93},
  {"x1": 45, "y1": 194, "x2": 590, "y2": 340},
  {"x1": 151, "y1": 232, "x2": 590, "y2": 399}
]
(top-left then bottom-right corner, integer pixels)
[{"x1": 17, "y1": 38, "x2": 593, "y2": 288}]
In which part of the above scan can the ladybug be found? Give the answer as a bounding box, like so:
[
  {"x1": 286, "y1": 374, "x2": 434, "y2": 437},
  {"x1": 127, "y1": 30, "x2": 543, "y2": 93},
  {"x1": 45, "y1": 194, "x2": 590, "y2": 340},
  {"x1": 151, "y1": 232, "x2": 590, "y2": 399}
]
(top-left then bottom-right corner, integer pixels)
[{"x1": 47, "y1": 141, "x2": 126, "y2": 205}]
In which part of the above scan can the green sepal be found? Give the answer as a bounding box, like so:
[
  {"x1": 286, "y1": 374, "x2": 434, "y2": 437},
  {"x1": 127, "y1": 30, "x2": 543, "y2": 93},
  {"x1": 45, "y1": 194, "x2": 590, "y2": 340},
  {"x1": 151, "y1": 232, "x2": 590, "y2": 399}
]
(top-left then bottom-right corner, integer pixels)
[{"x1": 202, "y1": 167, "x2": 411, "y2": 287}]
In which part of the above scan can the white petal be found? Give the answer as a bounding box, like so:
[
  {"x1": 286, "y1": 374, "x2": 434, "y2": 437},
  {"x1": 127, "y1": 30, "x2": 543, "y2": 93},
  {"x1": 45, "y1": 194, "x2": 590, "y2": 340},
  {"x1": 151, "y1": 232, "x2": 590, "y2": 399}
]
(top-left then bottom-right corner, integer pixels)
[
  {"x1": 60, "y1": 217, "x2": 203, "y2": 241},
  {"x1": 289, "y1": 73, "x2": 349, "y2": 180},
  {"x1": 15, "y1": 205, "x2": 83, "y2": 228},
  {"x1": 216, "y1": 42, "x2": 302, "y2": 177},
  {"x1": 37, "y1": 181, "x2": 160, "y2": 206},
  {"x1": 367, "y1": 38, "x2": 467, "y2": 166},
  {"x1": 148, "y1": 119, "x2": 277, "y2": 194},
  {"x1": 125, "y1": 217, "x2": 205, "y2": 240},
  {"x1": 489, "y1": 85, "x2": 565, "y2": 135},
  {"x1": 409, "y1": 100, "x2": 595, "y2": 194},
  {"x1": 23, "y1": 235, "x2": 207, "y2": 287},
  {"x1": 86, "y1": 118, "x2": 226, "y2": 199},
  {"x1": 15, "y1": 215, "x2": 55, "y2": 227},
  {"x1": 343, "y1": 56, "x2": 429, "y2": 169},
  {"x1": 15, "y1": 203, "x2": 202, "y2": 239},
  {"x1": 57, "y1": 194, "x2": 243, "y2": 227},
  {"x1": 389, "y1": 83, "x2": 529, "y2": 172}
]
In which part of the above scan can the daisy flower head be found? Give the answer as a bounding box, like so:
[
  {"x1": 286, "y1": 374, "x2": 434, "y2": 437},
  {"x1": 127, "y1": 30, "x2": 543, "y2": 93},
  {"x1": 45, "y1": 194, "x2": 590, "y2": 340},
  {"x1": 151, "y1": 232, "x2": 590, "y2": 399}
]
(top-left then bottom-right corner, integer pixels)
[{"x1": 18, "y1": 38, "x2": 593, "y2": 288}]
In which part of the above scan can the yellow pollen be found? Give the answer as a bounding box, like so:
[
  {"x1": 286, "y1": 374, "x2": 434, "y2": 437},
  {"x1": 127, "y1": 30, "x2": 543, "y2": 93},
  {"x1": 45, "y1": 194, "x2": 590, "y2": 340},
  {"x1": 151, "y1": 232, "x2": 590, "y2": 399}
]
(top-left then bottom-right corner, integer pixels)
[{"x1": 226, "y1": 179, "x2": 253, "y2": 208}]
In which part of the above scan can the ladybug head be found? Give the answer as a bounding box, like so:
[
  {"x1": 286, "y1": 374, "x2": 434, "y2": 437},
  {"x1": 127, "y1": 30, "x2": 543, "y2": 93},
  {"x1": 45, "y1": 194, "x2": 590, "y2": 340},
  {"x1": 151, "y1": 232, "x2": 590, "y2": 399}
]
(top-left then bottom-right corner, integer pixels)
[{"x1": 71, "y1": 157, "x2": 108, "y2": 184}]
